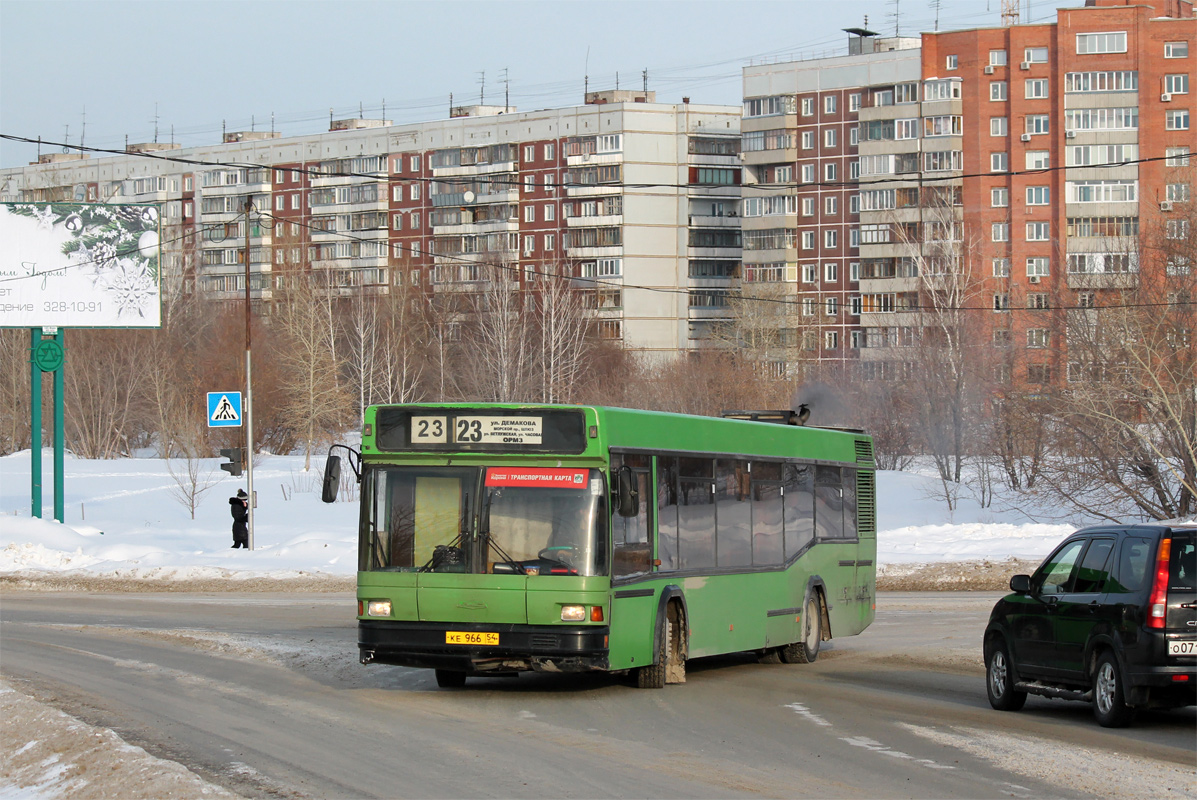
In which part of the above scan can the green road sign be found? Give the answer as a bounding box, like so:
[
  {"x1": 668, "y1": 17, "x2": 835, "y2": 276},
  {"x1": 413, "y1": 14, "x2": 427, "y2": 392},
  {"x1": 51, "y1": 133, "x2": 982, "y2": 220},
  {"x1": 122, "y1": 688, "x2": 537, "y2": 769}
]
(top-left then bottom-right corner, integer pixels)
[{"x1": 33, "y1": 339, "x2": 64, "y2": 372}]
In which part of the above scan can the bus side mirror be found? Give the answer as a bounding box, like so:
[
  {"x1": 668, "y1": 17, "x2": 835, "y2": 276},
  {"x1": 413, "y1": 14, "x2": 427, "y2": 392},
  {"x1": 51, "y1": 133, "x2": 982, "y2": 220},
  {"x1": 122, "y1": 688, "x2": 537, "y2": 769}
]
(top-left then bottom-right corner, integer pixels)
[
  {"x1": 616, "y1": 465, "x2": 639, "y2": 518},
  {"x1": 322, "y1": 455, "x2": 341, "y2": 504}
]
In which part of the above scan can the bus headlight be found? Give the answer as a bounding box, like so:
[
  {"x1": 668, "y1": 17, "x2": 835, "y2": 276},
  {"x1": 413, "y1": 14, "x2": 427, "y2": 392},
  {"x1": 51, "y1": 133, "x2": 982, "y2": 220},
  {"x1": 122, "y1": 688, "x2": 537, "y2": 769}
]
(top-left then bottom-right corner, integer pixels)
[
  {"x1": 366, "y1": 599, "x2": 392, "y2": 617},
  {"x1": 560, "y1": 604, "x2": 586, "y2": 621}
]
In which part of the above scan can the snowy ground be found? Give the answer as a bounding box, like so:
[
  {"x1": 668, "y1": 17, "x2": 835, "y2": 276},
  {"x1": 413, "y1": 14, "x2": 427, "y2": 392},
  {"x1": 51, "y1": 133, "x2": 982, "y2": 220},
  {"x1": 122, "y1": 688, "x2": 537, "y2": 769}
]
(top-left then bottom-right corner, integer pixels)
[
  {"x1": 0, "y1": 448, "x2": 1082, "y2": 589},
  {"x1": 0, "y1": 448, "x2": 1115, "y2": 798}
]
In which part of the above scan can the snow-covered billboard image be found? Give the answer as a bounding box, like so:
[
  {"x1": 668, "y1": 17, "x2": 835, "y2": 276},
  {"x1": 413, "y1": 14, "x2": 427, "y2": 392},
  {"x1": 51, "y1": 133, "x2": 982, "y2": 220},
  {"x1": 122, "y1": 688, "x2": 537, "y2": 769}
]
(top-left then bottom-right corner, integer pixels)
[{"x1": 0, "y1": 202, "x2": 161, "y2": 328}]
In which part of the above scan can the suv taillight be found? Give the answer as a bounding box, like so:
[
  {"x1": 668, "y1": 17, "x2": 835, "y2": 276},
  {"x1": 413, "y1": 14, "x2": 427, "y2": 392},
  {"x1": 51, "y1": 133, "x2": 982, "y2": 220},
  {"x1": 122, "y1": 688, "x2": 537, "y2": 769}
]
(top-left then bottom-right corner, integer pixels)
[{"x1": 1147, "y1": 537, "x2": 1172, "y2": 630}]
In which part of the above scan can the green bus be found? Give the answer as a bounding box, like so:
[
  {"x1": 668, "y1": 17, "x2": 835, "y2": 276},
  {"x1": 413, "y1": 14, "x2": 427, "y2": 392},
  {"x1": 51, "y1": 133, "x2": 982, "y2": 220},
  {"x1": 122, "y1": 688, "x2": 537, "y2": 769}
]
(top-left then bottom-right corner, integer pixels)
[{"x1": 322, "y1": 404, "x2": 876, "y2": 688}]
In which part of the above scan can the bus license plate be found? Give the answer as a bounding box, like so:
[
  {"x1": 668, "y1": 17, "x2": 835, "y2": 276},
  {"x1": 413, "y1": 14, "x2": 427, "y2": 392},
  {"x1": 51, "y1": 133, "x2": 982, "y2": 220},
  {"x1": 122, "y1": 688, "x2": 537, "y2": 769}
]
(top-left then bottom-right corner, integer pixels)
[
  {"x1": 1167, "y1": 640, "x2": 1196, "y2": 656},
  {"x1": 445, "y1": 631, "x2": 499, "y2": 646}
]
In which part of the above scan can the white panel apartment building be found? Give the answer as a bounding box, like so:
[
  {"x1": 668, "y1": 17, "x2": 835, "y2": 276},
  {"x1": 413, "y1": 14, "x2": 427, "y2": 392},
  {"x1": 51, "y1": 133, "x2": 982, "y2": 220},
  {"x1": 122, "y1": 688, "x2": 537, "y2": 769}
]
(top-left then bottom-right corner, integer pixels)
[{"x1": 0, "y1": 93, "x2": 741, "y2": 357}]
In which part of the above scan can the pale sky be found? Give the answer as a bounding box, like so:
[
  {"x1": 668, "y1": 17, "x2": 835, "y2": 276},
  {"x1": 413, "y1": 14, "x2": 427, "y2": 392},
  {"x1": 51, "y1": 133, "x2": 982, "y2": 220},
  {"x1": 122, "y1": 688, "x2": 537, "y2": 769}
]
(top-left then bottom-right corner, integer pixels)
[{"x1": 2, "y1": 0, "x2": 1030, "y2": 168}]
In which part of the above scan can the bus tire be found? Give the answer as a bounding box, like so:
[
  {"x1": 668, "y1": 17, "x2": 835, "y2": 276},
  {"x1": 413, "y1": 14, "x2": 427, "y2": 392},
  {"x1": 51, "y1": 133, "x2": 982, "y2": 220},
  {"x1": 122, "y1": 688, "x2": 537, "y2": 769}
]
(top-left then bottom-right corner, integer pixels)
[
  {"x1": 664, "y1": 602, "x2": 686, "y2": 684},
  {"x1": 781, "y1": 594, "x2": 822, "y2": 664},
  {"x1": 435, "y1": 669, "x2": 467, "y2": 688},
  {"x1": 636, "y1": 616, "x2": 667, "y2": 689}
]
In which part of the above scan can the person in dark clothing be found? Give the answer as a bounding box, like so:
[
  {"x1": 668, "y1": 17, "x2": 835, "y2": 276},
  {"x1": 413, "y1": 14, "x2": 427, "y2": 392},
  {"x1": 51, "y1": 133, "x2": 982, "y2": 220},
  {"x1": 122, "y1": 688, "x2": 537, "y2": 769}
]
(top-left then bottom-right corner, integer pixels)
[{"x1": 229, "y1": 489, "x2": 249, "y2": 549}]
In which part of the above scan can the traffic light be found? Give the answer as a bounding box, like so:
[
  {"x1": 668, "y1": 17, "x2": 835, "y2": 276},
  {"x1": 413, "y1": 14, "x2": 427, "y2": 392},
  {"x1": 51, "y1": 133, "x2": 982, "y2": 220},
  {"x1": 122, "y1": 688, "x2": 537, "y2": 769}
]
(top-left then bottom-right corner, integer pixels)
[{"x1": 220, "y1": 447, "x2": 243, "y2": 477}]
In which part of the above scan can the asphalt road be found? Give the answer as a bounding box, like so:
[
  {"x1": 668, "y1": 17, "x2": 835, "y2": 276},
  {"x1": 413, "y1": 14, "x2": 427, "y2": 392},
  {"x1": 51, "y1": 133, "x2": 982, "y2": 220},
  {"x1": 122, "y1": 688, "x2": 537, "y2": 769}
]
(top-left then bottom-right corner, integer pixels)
[{"x1": 1, "y1": 591, "x2": 1193, "y2": 799}]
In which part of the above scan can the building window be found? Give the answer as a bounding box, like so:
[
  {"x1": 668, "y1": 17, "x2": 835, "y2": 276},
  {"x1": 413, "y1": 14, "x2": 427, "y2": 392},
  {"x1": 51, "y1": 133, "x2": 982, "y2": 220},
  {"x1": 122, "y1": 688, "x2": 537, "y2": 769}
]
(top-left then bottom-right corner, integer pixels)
[
  {"x1": 801, "y1": 164, "x2": 815, "y2": 183},
  {"x1": 801, "y1": 197, "x2": 815, "y2": 216},
  {"x1": 1166, "y1": 147, "x2": 1190, "y2": 167},
  {"x1": 1167, "y1": 219, "x2": 1191, "y2": 240},
  {"x1": 1166, "y1": 110, "x2": 1190, "y2": 130},
  {"x1": 825, "y1": 230, "x2": 838, "y2": 248},
  {"x1": 993, "y1": 258, "x2": 1010, "y2": 277},
  {"x1": 849, "y1": 194, "x2": 859, "y2": 214},
  {"x1": 946, "y1": 54, "x2": 958, "y2": 70},
  {"x1": 992, "y1": 222, "x2": 1010, "y2": 242},
  {"x1": 524, "y1": 145, "x2": 535, "y2": 162},
  {"x1": 989, "y1": 49, "x2": 1008, "y2": 66},
  {"x1": 1027, "y1": 257, "x2": 1050, "y2": 277},
  {"x1": 410, "y1": 155, "x2": 421, "y2": 171},
  {"x1": 1026, "y1": 222, "x2": 1050, "y2": 241},
  {"x1": 1167, "y1": 183, "x2": 1191, "y2": 202},
  {"x1": 824, "y1": 196, "x2": 838, "y2": 215},
  {"x1": 825, "y1": 331, "x2": 839, "y2": 350},
  {"x1": 801, "y1": 297, "x2": 816, "y2": 316},
  {"x1": 544, "y1": 233, "x2": 555, "y2": 251},
  {"x1": 849, "y1": 127, "x2": 859, "y2": 147},
  {"x1": 1025, "y1": 79, "x2": 1049, "y2": 99},
  {"x1": 824, "y1": 129, "x2": 837, "y2": 148},
  {"x1": 1024, "y1": 47, "x2": 1049, "y2": 63},
  {"x1": 1028, "y1": 292, "x2": 1049, "y2": 310},
  {"x1": 825, "y1": 297, "x2": 838, "y2": 316},
  {"x1": 275, "y1": 195, "x2": 284, "y2": 211},
  {"x1": 523, "y1": 235, "x2": 535, "y2": 255},
  {"x1": 1165, "y1": 41, "x2": 1188, "y2": 58},
  {"x1": 802, "y1": 231, "x2": 816, "y2": 250},
  {"x1": 849, "y1": 228, "x2": 860, "y2": 248},
  {"x1": 824, "y1": 263, "x2": 838, "y2": 283},
  {"x1": 801, "y1": 97, "x2": 815, "y2": 116},
  {"x1": 825, "y1": 163, "x2": 838, "y2": 181},
  {"x1": 1026, "y1": 186, "x2": 1050, "y2": 205},
  {"x1": 991, "y1": 152, "x2": 1009, "y2": 172},
  {"x1": 1027, "y1": 329, "x2": 1050, "y2": 349},
  {"x1": 849, "y1": 93, "x2": 861, "y2": 112},
  {"x1": 524, "y1": 205, "x2": 535, "y2": 223},
  {"x1": 994, "y1": 293, "x2": 1010, "y2": 311},
  {"x1": 1077, "y1": 32, "x2": 1127, "y2": 54},
  {"x1": 801, "y1": 131, "x2": 815, "y2": 149},
  {"x1": 1026, "y1": 114, "x2": 1050, "y2": 134},
  {"x1": 990, "y1": 117, "x2": 1008, "y2": 136},
  {"x1": 990, "y1": 81, "x2": 1007, "y2": 101},
  {"x1": 544, "y1": 143, "x2": 555, "y2": 160},
  {"x1": 992, "y1": 187, "x2": 1009, "y2": 207},
  {"x1": 802, "y1": 263, "x2": 818, "y2": 283},
  {"x1": 850, "y1": 330, "x2": 862, "y2": 348},
  {"x1": 1027, "y1": 364, "x2": 1051, "y2": 383},
  {"x1": 824, "y1": 95, "x2": 838, "y2": 114},
  {"x1": 1077, "y1": 291, "x2": 1095, "y2": 308},
  {"x1": 392, "y1": 186, "x2": 403, "y2": 202},
  {"x1": 1164, "y1": 74, "x2": 1189, "y2": 94},
  {"x1": 411, "y1": 212, "x2": 420, "y2": 229},
  {"x1": 1026, "y1": 151, "x2": 1050, "y2": 169},
  {"x1": 849, "y1": 262, "x2": 860, "y2": 282},
  {"x1": 410, "y1": 183, "x2": 421, "y2": 200}
]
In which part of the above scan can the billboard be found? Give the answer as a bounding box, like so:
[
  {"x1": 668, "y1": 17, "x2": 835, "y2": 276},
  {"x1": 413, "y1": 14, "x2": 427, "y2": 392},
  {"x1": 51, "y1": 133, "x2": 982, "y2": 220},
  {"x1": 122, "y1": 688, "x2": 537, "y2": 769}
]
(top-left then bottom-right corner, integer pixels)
[{"x1": 0, "y1": 202, "x2": 162, "y2": 328}]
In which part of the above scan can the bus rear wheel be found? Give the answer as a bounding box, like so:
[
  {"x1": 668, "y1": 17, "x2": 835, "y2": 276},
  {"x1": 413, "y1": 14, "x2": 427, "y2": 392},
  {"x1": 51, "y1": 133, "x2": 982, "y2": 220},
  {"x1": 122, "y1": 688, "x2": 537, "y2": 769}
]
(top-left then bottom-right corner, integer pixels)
[
  {"x1": 435, "y1": 669, "x2": 467, "y2": 688},
  {"x1": 781, "y1": 595, "x2": 822, "y2": 664}
]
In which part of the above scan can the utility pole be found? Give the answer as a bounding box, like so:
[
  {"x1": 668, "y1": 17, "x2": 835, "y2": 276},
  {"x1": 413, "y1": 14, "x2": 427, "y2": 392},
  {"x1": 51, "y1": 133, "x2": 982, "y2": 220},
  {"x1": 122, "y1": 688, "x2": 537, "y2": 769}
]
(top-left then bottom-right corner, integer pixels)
[{"x1": 243, "y1": 196, "x2": 256, "y2": 549}]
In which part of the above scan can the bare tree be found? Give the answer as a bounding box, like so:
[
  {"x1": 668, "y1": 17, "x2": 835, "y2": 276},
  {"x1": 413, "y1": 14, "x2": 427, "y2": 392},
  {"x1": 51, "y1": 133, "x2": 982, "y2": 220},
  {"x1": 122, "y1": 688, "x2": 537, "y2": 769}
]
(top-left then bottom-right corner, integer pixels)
[
  {"x1": 536, "y1": 266, "x2": 592, "y2": 403},
  {"x1": 273, "y1": 274, "x2": 353, "y2": 470},
  {"x1": 165, "y1": 455, "x2": 220, "y2": 520},
  {"x1": 0, "y1": 330, "x2": 31, "y2": 456},
  {"x1": 463, "y1": 262, "x2": 535, "y2": 402},
  {"x1": 1032, "y1": 197, "x2": 1197, "y2": 520}
]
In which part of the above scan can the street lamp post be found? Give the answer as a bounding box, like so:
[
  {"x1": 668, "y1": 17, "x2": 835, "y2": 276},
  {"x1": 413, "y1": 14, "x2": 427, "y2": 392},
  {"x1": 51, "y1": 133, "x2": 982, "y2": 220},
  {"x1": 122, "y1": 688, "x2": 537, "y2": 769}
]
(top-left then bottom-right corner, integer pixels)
[{"x1": 243, "y1": 196, "x2": 255, "y2": 549}]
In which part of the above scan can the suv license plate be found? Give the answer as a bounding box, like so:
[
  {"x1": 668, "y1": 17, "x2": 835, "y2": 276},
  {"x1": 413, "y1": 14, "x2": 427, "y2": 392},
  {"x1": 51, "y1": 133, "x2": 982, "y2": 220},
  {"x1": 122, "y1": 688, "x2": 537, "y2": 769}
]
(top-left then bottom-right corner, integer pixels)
[
  {"x1": 1167, "y1": 640, "x2": 1196, "y2": 656},
  {"x1": 446, "y1": 631, "x2": 499, "y2": 646}
]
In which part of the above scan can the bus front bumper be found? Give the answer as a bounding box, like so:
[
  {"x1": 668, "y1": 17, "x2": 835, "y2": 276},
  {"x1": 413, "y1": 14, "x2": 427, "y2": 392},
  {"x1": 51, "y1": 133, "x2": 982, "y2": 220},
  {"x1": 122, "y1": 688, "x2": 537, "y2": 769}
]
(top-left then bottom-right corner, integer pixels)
[{"x1": 358, "y1": 620, "x2": 611, "y2": 673}]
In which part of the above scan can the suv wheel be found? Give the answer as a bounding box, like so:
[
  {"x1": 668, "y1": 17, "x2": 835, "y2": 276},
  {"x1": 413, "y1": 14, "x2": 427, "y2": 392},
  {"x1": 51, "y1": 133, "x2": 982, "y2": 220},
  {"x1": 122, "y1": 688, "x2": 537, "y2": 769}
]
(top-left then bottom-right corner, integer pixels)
[
  {"x1": 1093, "y1": 652, "x2": 1135, "y2": 728},
  {"x1": 986, "y1": 640, "x2": 1027, "y2": 711}
]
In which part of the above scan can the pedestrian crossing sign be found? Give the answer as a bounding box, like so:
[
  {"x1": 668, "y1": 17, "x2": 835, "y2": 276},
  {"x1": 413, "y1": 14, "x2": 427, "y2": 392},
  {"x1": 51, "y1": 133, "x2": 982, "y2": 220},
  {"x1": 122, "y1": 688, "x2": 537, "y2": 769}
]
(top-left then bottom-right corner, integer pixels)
[{"x1": 207, "y1": 392, "x2": 243, "y2": 428}]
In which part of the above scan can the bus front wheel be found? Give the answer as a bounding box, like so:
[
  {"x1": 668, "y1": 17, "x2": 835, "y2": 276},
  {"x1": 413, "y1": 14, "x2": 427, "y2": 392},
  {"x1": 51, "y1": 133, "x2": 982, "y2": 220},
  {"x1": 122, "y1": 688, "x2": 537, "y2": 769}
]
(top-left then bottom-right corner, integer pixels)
[{"x1": 781, "y1": 595, "x2": 822, "y2": 664}]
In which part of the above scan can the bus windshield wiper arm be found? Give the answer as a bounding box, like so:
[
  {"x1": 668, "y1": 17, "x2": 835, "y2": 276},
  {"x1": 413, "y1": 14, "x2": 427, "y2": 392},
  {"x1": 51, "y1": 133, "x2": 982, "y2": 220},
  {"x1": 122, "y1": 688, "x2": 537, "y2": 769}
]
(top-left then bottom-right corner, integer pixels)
[{"x1": 481, "y1": 493, "x2": 521, "y2": 573}]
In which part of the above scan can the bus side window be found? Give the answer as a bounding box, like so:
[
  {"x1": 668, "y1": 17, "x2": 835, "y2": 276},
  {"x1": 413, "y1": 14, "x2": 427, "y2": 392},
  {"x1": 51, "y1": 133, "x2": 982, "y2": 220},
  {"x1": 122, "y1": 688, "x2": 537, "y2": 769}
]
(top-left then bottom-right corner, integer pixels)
[
  {"x1": 843, "y1": 468, "x2": 858, "y2": 540},
  {"x1": 678, "y1": 458, "x2": 716, "y2": 571},
  {"x1": 613, "y1": 453, "x2": 652, "y2": 578},
  {"x1": 815, "y1": 466, "x2": 844, "y2": 539},
  {"x1": 752, "y1": 461, "x2": 784, "y2": 566},
  {"x1": 657, "y1": 457, "x2": 680, "y2": 570},
  {"x1": 783, "y1": 464, "x2": 814, "y2": 558},
  {"x1": 716, "y1": 459, "x2": 752, "y2": 567}
]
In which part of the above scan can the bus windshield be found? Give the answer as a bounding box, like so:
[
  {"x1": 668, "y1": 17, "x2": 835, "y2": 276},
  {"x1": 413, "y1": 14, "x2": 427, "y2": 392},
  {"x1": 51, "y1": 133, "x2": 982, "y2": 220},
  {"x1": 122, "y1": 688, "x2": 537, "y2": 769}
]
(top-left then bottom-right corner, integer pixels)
[{"x1": 360, "y1": 465, "x2": 608, "y2": 577}]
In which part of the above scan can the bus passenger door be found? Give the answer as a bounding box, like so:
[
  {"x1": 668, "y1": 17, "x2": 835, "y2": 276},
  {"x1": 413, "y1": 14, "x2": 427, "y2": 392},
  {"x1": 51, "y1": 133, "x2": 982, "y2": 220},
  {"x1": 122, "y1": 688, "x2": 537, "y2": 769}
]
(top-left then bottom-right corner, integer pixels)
[{"x1": 608, "y1": 456, "x2": 654, "y2": 670}]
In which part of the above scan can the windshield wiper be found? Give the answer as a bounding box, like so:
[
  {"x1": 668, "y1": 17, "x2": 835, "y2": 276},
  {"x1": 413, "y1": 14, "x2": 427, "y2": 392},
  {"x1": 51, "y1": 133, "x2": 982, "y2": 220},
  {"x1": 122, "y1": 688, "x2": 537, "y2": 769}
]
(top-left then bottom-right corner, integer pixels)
[{"x1": 481, "y1": 491, "x2": 522, "y2": 574}]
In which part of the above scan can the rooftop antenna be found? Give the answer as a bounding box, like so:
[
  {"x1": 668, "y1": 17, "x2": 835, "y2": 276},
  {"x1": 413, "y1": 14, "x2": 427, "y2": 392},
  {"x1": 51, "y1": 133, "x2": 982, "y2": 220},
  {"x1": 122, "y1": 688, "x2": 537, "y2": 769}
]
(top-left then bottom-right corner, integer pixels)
[
  {"x1": 616, "y1": 71, "x2": 620, "y2": 90},
  {"x1": 381, "y1": 98, "x2": 385, "y2": 121},
  {"x1": 501, "y1": 68, "x2": 509, "y2": 112},
  {"x1": 80, "y1": 107, "x2": 86, "y2": 149},
  {"x1": 1001, "y1": 0, "x2": 1019, "y2": 25},
  {"x1": 584, "y1": 46, "x2": 590, "y2": 98},
  {"x1": 171, "y1": 124, "x2": 175, "y2": 145},
  {"x1": 888, "y1": 0, "x2": 900, "y2": 36},
  {"x1": 271, "y1": 112, "x2": 275, "y2": 135},
  {"x1": 62, "y1": 125, "x2": 69, "y2": 153},
  {"x1": 152, "y1": 103, "x2": 159, "y2": 143},
  {"x1": 478, "y1": 70, "x2": 486, "y2": 105},
  {"x1": 449, "y1": 92, "x2": 453, "y2": 117},
  {"x1": 329, "y1": 107, "x2": 334, "y2": 127},
  {"x1": 642, "y1": 68, "x2": 648, "y2": 93},
  {"x1": 223, "y1": 119, "x2": 227, "y2": 140},
  {"x1": 930, "y1": 0, "x2": 941, "y2": 30},
  {"x1": 251, "y1": 114, "x2": 256, "y2": 132},
  {"x1": 359, "y1": 101, "x2": 364, "y2": 118}
]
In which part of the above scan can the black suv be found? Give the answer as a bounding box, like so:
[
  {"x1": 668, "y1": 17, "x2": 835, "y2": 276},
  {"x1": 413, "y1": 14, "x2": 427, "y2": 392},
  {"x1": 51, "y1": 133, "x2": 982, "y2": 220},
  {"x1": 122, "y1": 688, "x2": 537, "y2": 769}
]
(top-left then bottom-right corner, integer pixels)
[{"x1": 984, "y1": 522, "x2": 1196, "y2": 727}]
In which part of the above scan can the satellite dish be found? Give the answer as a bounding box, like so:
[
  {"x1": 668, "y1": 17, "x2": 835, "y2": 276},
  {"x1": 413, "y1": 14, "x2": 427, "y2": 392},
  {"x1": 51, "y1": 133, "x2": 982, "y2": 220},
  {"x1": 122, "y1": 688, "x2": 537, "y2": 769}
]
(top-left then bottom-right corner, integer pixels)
[{"x1": 462, "y1": 190, "x2": 475, "y2": 203}]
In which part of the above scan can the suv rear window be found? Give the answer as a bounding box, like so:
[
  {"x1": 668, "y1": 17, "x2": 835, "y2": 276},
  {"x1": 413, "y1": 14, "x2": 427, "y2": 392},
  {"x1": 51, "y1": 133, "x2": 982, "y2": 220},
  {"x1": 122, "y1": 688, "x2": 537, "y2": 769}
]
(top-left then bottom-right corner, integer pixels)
[
  {"x1": 1109, "y1": 536, "x2": 1152, "y2": 594},
  {"x1": 1170, "y1": 534, "x2": 1195, "y2": 592}
]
